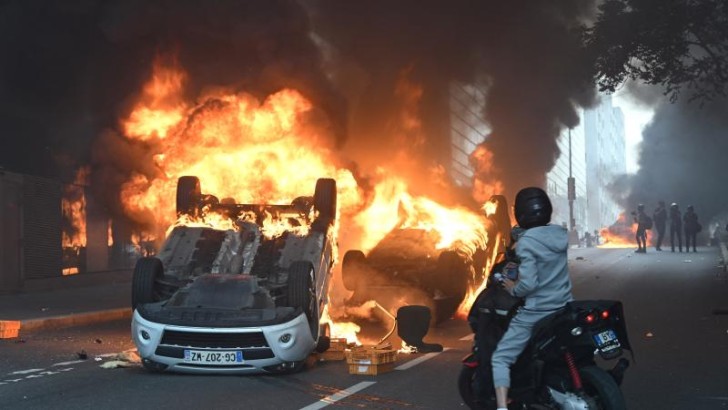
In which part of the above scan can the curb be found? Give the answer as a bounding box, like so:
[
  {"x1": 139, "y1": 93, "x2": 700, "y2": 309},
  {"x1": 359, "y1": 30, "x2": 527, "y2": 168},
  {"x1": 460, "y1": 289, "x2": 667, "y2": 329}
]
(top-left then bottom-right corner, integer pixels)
[{"x1": 0, "y1": 308, "x2": 132, "y2": 338}]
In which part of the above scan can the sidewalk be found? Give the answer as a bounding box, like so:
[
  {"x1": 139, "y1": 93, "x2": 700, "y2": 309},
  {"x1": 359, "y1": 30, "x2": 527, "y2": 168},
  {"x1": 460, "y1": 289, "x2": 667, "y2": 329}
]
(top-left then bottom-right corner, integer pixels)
[{"x1": 0, "y1": 279, "x2": 132, "y2": 338}]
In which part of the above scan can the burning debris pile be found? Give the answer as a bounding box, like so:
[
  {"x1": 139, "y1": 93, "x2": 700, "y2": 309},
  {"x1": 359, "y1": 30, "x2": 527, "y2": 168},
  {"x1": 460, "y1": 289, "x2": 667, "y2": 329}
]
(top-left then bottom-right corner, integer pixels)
[{"x1": 599, "y1": 212, "x2": 650, "y2": 249}]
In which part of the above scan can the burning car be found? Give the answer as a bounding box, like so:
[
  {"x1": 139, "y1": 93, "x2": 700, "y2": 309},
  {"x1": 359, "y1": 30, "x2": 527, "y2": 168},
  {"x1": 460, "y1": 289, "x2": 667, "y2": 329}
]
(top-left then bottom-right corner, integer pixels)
[
  {"x1": 131, "y1": 176, "x2": 337, "y2": 374},
  {"x1": 341, "y1": 195, "x2": 512, "y2": 324}
]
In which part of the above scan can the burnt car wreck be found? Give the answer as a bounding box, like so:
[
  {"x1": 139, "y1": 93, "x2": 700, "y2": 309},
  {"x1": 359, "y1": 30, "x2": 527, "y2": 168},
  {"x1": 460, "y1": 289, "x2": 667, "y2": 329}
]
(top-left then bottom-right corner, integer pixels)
[
  {"x1": 131, "y1": 176, "x2": 337, "y2": 374},
  {"x1": 342, "y1": 195, "x2": 512, "y2": 324}
]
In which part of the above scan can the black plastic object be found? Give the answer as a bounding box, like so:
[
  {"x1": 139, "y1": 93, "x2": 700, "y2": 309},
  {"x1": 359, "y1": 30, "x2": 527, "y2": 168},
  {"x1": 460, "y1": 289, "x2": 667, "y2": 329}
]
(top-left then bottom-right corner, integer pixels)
[{"x1": 396, "y1": 305, "x2": 443, "y2": 353}]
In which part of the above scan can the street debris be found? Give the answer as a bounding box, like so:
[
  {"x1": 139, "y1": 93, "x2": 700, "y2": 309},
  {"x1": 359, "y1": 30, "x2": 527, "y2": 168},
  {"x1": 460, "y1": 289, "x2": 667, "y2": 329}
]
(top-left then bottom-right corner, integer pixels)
[
  {"x1": 95, "y1": 338, "x2": 102, "y2": 344},
  {"x1": 575, "y1": 256, "x2": 585, "y2": 261},
  {"x1": 76, "y1": 350, "x2": 88, "y2": 360},
  {"x1": 99, "y1": 349, "x2": 141, "y2": 369}
]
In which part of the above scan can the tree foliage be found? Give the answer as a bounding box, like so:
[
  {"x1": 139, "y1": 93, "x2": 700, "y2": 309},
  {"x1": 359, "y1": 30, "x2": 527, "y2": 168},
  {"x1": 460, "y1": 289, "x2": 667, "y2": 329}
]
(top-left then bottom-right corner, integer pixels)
[{"x1": 588, "y1": 0, "x2": 728, "y2": 102}]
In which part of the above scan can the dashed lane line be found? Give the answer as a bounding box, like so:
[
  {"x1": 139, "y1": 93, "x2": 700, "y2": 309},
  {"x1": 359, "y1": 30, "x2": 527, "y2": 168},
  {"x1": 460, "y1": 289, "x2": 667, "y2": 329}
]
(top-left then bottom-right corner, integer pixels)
[
  {"x1": 395, "y1": 348, "x2": 449, "y2": 371},
  {"x1": 299, "y1": 381, "x2": 377, "y2": 410},
  {"x1": 1, "y1": 351, "x2": 120, "y2": 387},
  {"x1": 298, "y1": 348, "x2": 449, "y2": 409}
]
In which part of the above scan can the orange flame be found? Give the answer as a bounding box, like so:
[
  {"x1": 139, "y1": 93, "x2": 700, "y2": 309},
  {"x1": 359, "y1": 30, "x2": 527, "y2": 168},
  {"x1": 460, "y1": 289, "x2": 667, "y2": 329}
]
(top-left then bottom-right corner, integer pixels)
[
  {"x1": 62, "y1": 167, "x2": 89, "y2": 248},
  {"x1": 471, "y1": 145, "x2": 505, "y2": 203},
  {"x1": 599, "y1": 212, "x2": 650, "y2": 248},
  {"x1": 119, "y1": 58, "x2": 503, "y2": 339}
]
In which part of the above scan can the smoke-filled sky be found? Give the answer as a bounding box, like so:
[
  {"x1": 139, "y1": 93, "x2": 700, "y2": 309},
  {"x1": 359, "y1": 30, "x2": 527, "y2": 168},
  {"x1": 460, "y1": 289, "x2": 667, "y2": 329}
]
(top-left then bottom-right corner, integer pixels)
[
  {"x1": 611, "y1": 95, "x2": 728, "y2": 230},
  {"x1": 0, "y1": 0, "x2": 599, "y2": 208},
  {"x1": 7, "y1": 0, "x2": 725, "y2": 229}
]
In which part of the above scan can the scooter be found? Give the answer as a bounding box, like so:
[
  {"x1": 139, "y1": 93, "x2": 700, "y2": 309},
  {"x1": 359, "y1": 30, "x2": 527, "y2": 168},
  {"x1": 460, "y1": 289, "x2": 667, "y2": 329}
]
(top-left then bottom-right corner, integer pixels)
[{"x1": 458, "y1": 257, "x2": 632, "y2": 409}]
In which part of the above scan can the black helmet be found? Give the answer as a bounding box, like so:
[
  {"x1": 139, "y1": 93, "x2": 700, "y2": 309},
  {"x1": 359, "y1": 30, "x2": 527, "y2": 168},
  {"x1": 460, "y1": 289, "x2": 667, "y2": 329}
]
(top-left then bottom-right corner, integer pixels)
[
  {"x1": 671, "y1": 202, "x2": 678, "y2": 209},
  {"x1": 514, "y1": 187, "x2": 552, "y2": 229},
  {"x1": 687, "y1": 205, "x2": 694, "y2": 211},
  {"x1": 637, "y1": 204, "x2": 645, "y2": 211}
]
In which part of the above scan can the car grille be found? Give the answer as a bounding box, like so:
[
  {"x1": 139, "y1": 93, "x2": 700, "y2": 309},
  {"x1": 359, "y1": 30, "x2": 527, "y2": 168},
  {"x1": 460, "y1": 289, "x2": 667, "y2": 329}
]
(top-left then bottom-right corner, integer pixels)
[{"x1": 160, "y1": 330, "x2": 269, "y2": 348}]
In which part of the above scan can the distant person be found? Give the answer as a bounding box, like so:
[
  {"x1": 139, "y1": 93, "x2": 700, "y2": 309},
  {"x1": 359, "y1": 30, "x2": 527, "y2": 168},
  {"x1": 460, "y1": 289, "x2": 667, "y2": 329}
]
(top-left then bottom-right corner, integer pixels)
[
  {"x1": 584, "y1": 231, "x2": 593, "y2": 247},
  {"x1": 669, "y1": 203, "x2": 683, "y2": 252},
  {"x1": 653, "y1": 201, "x2": 667, "y2": 251},
  {"x1": 683, "y1": 205, "x2": 700, "y2": 252},
  {"x1": 632, "y1": 204, "x2": 649, "y2": 253},
  {"x1": 593, "y1": 229, "x2": 600, "y2": 246}
]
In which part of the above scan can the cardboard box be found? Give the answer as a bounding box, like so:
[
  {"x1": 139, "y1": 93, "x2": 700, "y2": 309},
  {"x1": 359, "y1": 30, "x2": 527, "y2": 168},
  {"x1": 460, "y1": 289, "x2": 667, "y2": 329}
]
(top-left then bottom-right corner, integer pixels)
[
  {"x1": 0, "y1": 321, "x2": 21, "y2": 339},
  {"x1": 345, "y1": 345, "x2": 398, "y2": 365},
  {"x1": 318, "y1": 338, "x2": 350, "y2": 361},
  {"x1": 347, "y1": 361, "x2": 396, "y2": 376},
  {"x1": 345, "y1": 344, "x2": 398, "y2": 374}
]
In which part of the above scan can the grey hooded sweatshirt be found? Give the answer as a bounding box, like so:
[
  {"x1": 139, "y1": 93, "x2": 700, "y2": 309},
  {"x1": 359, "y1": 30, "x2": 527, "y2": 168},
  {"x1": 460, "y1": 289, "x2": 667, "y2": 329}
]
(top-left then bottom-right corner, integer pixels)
[{"x1": 511, "y1": 224, "x2": 573, "y2": 311}]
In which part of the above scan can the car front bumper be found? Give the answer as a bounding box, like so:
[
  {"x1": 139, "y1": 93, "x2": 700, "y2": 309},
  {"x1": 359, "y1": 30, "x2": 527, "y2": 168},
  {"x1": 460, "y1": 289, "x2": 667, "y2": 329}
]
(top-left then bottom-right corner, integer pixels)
[{"x1": 131, "y1": 310, "x2": 315, "y2": 374}]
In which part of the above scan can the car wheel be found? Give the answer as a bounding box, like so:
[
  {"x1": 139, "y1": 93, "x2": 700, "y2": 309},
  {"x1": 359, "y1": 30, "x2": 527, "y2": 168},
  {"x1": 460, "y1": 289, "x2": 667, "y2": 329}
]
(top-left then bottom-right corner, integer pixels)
[
  {"x1": 287, "y1": 261, "x2": 319, "y2": 342},
  {"x1": 176, "y1": 176, "x2": 201, "y2": 216},
  {"x1": 435, "y1": 250, "x2": 469, "y2": 299},
  {"x1": 341, "y1": 250, "x2": 367, "y2": 291},
  {"x1": 315, "y1": 323, "x2": 331, "y2": 353},
  {"x1": 312, "y1": 178, "x2": 336, "y2": 230},
  {"x1": 132, "y1": 257, "x2": 164, "y2": 310}
]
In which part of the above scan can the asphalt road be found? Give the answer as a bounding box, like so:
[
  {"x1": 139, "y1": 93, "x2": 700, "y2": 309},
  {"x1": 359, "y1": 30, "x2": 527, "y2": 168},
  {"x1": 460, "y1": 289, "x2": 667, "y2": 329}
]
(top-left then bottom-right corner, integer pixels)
[{"x1": 2, "y1": 246, "x2": 727, "y2": 410}]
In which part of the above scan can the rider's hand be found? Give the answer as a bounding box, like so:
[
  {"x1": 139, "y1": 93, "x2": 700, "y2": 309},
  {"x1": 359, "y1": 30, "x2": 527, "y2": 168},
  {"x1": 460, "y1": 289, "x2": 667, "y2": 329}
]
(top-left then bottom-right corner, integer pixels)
[{"x1": 502, "y1": 278, "x2": 517, "y2": 293}]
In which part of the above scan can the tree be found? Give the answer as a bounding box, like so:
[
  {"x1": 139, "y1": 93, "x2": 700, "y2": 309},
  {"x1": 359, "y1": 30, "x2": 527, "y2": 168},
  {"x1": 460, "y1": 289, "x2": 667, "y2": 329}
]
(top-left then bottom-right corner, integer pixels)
[{"x1": 588, "y1": 0, "x2": 728, "y2": 102}]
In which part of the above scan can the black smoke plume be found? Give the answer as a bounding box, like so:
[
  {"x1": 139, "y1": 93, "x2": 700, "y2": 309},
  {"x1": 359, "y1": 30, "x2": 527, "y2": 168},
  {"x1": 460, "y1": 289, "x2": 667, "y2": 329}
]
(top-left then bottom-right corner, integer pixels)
[
  {"x1": 311, "y1": 0, "x2": 598, "y2": 201},
  {"x1": 610, "y1": 96, "x2": 728, "y2": 236},
  {"x1": 3, "y1": 0, "x2": 599, "y2": 223}
]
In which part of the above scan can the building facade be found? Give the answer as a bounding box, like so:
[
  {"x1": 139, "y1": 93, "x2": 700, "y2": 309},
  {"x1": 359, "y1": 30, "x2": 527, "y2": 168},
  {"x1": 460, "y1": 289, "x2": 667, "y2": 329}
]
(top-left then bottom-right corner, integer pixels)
[
  {"x1": 447, "y1": 85, "x2": 626, "y2": 240},
  {"x1": 584, "y1": 95, "x2": 626, "y2": 232}
]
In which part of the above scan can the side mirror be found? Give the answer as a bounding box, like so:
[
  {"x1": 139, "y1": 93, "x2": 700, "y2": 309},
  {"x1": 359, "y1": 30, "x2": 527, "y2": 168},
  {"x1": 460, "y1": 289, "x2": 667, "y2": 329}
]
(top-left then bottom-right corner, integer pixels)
[{"x1": 396, "y1": 305, "x2": 443, "y2": 353}]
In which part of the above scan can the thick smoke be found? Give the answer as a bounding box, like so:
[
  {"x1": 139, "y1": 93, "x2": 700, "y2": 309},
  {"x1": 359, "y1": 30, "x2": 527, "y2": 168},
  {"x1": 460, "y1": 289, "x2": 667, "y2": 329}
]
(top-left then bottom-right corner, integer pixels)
[
  {"x1": 0, "y1": 0, "x2": 345, "y2": 183},
  {"x1": 311, "y1": 0, "x2": 598, "y2": 201},
  {"x1": 611, "y1": 96, "x2": 728, "y2": 236},
  {"x1": 2, "y1": 0, "x2": 599, "y2": 216}
]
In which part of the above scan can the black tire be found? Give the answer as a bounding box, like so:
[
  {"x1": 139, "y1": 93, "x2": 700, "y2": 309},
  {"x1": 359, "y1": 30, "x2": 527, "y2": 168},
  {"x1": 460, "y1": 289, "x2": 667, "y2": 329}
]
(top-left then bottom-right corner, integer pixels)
[
  {"x1": 458, "y1": 365, "x2": 492, "y2": 410},
  {"x1": 287, "y1": 261, "x2": 319, "y2": 342},
  {"x1": 132, "y1": 257, "x2": 164, "y2": 310},
  {"x1": 176, "y1": 176, "x2": 201, "y2": 216},
  {"x1": 315, "y1": 323, "x2": 331, "y2": 353},
  {"x1": 313, "y1": 178, "x2": 336, "y2": 222},
  {"x1": 341, "y1": 250, "x2": 366, "y2": 291},
  {"x1": 580, "y1": 366, "x2": 627, "y2": 409},
  {"x1": 435, "y1": 250, "x2": 469, "y2": 299}
]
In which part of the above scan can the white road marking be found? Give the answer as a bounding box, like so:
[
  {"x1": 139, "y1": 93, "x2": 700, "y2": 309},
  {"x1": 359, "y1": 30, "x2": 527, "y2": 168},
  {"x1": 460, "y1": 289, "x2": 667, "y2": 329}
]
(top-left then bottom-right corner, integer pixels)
[
  {"x1": 52, "y1": 360, "x2": 86, "y2": 367},
  {"x1": 299, "y1": 381, "x2": 377, "y2": 410},
  {"x1": 0, "y1": 367, "x2": 75, "y2": 388},
  {"x1": 395, "y1": 348, "x2": 449, "y2": 371},
  {"x1": 460, "y1": 333, "x2": 474, "y2": 341},
  {"x1": 8, "y1": 368, "x2": 44, "y2": 375}
]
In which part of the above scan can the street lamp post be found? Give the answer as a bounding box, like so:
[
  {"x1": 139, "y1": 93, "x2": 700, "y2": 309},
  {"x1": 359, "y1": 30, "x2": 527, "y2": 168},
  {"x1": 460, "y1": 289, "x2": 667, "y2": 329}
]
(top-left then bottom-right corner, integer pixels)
[{"x1": 568, "y1": 128, "x2": 576, "y2": 232}]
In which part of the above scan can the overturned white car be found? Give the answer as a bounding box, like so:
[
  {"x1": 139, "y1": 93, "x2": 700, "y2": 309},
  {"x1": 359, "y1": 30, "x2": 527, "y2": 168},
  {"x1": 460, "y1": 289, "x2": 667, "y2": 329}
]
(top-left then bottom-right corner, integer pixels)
[{"x1": 131, "y1": 176, "x2": 336, "y2": 374}]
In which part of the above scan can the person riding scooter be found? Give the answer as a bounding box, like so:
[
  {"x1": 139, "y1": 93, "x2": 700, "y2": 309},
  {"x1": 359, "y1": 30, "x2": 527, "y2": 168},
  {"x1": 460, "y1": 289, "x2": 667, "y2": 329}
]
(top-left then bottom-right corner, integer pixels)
[{"x1": 492, "y1": 187, "x2": 574, "y2": 410}]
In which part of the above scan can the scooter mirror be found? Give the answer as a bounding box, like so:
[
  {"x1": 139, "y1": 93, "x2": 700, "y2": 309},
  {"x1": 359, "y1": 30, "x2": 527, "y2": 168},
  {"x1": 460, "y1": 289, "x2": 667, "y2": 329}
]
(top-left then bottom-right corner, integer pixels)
[{"x1": 396, "y1": 305, "x2": 443, "y2": 353}]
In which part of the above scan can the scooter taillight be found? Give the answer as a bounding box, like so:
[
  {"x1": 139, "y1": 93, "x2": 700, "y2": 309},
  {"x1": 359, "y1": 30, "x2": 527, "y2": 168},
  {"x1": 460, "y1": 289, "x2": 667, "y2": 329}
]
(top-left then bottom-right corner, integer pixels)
[{"x1": 579, "y1": 309, "x2": 610, "y2": 325}]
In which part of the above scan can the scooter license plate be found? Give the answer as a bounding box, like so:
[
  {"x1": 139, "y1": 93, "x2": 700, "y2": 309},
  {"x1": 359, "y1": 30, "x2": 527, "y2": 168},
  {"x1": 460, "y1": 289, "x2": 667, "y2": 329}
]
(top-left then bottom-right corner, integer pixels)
[{"x1": 593, "y1": 329, "x2": 621, "y2": 351}]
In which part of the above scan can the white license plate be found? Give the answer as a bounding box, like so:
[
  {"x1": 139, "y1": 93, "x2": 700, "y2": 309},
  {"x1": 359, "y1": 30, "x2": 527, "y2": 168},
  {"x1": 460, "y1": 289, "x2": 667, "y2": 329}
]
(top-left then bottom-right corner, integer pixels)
[
  {"x1": 593, "y1": 329, "x2": 620, "y2": 349},
  {"x1": 184, "y1": 350, "x2": 244, "y2": 365}
]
